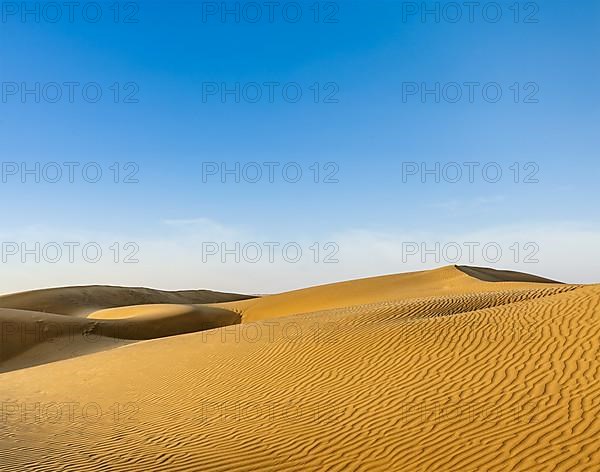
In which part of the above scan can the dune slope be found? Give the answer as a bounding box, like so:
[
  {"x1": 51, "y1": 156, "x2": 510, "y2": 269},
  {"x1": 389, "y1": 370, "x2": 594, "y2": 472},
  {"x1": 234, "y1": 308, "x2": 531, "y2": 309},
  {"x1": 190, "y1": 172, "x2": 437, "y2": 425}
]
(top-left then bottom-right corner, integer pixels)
[
  {"x1": 0, "y1": 285, "x2": 252, "y2": 372},
  {"x1": 220, "y1": 265, "x2": 563, "y2": 322},
  {"x1": 456, "y1": 265, "x2": 561, "y2": 284},
  {"x1": 0, "y1": 285, "x2": 255, "y2": 317},
  {"x1": 1, "y1": 266, "x2": 598, "y2": 471},
  {"x1": 0, "y1": 304, "x2": 241, "y2": 373}
]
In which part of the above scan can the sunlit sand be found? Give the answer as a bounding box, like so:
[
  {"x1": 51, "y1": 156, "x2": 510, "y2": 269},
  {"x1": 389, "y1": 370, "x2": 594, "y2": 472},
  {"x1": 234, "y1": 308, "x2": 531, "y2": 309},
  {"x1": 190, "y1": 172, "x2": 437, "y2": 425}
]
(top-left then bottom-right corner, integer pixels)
[{"x1": 1, "y1": 266, "x2": 598, "y2": 471}]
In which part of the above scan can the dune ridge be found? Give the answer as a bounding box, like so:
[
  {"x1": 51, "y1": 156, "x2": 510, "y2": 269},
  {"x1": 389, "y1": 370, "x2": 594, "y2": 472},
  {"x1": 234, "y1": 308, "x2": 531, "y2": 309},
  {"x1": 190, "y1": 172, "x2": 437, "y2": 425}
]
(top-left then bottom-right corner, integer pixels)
[
  {"x1": 220, "y1": 265, "x2": 565, "y2": 322},
  {"x1": 0, "y1": 285, "x2": 255, "y2": 317},
  {"x1": 1, "y1": 265, "x2": 599, "y2": 471},
  {"x1": 456, "y1": 265, "x2": 562, "y2": 284}
]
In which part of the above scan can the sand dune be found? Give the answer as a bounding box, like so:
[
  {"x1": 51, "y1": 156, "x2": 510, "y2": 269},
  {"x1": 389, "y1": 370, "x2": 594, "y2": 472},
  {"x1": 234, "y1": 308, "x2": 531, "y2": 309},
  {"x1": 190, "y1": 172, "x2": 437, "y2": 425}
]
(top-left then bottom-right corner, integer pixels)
[
  {"x1": 88, "y1": 304, "x2": 241, "y2": 339},
  {"x1": 1, "y1": 266, "x2": 599, "y2": 471},
  {"x1": 0, "y1": 285, "x2": 255, "y2": 317},
  {"x1": 0, "y1": 303, "x2": 241, "y2": 373},
  {"x1": 220, "y1": 265, "x2": 563, "y2": 322},
  {"x1": 0, "y1": 307, "x2": 136, "y2": 375},
  {"x1": 0, "y1": 285, "x2": 251, "y2": 373}
]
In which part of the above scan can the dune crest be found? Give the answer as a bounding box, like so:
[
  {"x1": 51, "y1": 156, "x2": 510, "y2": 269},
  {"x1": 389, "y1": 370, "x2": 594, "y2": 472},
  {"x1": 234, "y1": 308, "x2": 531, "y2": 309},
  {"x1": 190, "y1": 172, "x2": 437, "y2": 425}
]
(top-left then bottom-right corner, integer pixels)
[
  {"x1": 220, "y1": 265, "x2": 565, "y2": 322},
  {"x1": 0, "y1": 285, "x2": 255, "y2": 317},
  {"x1": 456, "y1": 265, "x2": 562, "y2": 284}
]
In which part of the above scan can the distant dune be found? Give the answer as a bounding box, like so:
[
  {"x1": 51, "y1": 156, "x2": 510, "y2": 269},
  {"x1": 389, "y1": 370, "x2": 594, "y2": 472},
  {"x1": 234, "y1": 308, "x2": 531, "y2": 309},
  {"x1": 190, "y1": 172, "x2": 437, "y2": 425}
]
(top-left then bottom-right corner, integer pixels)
[
  {"x1": 0, "y1": 286, "x2": 252, "y2": 373},
  {"x1": 0, "y1": 285, "x2": 255, "y2": 317},
  {"x1": 1, "y1": 266, "x2": 598, "y2": 471}
]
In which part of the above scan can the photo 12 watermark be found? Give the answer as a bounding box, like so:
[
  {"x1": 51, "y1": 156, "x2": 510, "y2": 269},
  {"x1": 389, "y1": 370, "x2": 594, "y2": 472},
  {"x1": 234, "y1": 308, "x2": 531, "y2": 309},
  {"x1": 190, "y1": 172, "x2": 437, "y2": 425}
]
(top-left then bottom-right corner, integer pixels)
[
  {"x1": 201, "y1": 82, "x2": 339, "y2": 104},
  {"x1": 202, "y1": 161, "x2": 339, "y2": 184},
  {"x1": 401, "y1": 162, "x2": 539, "y2": 184},
  {"x1": 0, "y1": 320, "x2": 139, "y2": 347},
  {"x1": 0, "y1": 401, "x2": 139, "y2": 424},
  {"x1": 199, "y1": 320, "x2": 340, "y2": 345},
  {"x1": 1, "y1": 241, "x2": 140, "y2": 264},
  {"x1": 1, "y1": 2, "x2": 140, "y2": 24},
  {"x1": 1, "y1": 82, "x2": 140, "y2": 104},
  {"x1": 201, "y1": 241, "x2": 340, "y2": 264},
  {"x1": 401, "y1": 82, "x2": 539, "y2": 104},
  {"x1": 400, "y1": 400, "x2": 543, "y2": 425},
  {"x1": 400, "y1": 2, "x2": 540, "y2": 24},
  {"x1": 401, "y1": 241, "x2": 540, "y2": 264},
  {"x1": 200, "y1": 1, "x2": 340, "y2": 24},
  {"x1": 395, "y1": 319, "x2": 542, "y2": 347},
  {"x1": 1, "y1": 162, "x2": 140, "y2": 184}
]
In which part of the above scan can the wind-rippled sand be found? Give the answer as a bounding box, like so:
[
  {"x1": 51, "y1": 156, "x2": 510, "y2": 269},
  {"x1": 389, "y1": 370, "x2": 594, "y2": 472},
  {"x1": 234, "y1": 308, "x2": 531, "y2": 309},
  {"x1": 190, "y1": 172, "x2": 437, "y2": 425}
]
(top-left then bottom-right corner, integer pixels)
[{"x1": 1, "y1": 266, "x2": 599, "y2": 471}]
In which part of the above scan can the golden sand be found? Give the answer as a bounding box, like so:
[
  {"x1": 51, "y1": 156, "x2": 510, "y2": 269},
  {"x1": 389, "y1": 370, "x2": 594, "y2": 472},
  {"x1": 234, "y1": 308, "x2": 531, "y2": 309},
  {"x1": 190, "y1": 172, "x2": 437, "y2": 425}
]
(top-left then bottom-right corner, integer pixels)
[{"x1": 1, "y1": 266, "x2": 598, "y2": 471}]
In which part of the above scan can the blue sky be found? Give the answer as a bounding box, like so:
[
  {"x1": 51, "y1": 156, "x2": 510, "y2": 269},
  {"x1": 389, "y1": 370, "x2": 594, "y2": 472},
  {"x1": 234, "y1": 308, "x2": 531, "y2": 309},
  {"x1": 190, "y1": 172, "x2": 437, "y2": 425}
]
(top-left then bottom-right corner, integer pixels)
[{"x1": 0, "y1": 1, "x2": 599, "y2": 293}]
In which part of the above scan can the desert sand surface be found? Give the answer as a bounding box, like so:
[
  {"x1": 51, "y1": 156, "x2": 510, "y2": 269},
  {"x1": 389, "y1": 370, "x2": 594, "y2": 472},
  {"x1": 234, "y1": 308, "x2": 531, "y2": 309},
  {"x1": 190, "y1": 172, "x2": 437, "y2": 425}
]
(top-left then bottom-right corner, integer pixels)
[
  {"x1": 1, "y1": 265, "x2": 599, "y2": 471},
  {"x1": 0, "y1": 286, "x2": 253, "y2": 373}
]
